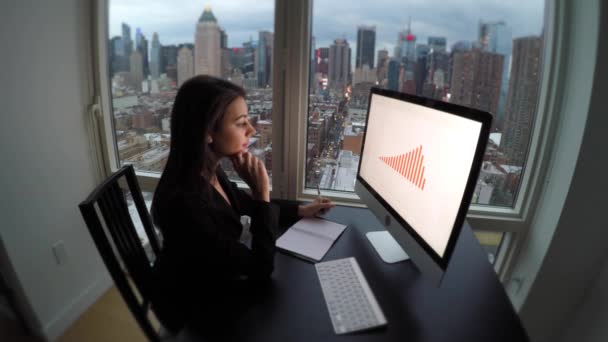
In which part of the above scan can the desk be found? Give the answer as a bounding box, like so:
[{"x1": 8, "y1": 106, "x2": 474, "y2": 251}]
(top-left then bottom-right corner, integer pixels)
[{"x1": 178, "y1": 205, "x2": 528, "y2": 341}]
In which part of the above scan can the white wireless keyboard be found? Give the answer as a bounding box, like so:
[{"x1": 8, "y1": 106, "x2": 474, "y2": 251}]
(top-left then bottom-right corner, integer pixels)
[{"x1": 315, "y1": 257, "x2": 387, "y2": 334}]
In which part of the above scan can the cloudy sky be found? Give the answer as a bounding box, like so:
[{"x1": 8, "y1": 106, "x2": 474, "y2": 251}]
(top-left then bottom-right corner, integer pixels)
[{"x1": 109, "y1": 0, "x2": 544, "y2": 55}]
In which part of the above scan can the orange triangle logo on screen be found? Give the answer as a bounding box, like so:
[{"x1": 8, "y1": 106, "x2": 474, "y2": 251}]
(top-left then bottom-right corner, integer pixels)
[{"x1": 379, "y1": 145, "x2": 427, "y2": 190}]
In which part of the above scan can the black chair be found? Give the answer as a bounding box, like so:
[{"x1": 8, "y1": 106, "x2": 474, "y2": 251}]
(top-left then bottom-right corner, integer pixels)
[{"x1": 78, "y1": 165, "x2": 168, "y2": 342}]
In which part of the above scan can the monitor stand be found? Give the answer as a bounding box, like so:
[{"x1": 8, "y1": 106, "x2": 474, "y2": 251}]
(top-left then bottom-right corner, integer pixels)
[{"x1": 366, "y1": 231, "x2": 409, "y2": 263}]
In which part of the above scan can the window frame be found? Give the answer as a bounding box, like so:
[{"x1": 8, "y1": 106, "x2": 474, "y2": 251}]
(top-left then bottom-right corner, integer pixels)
[
  {"x1": 92, "y1": 0, "x2": 562, "y2": 280},
  {"x1": 282, "y1": 0, "x2": 559, "y2": 279},
  {"x1": 94, "y1": 0, "x2": 286, "y2": 195}
]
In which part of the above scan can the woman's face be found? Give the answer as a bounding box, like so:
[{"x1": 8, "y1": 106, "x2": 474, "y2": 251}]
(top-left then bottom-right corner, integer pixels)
[{"x1": 210, "y1": 96, "x2": 256, "y2": 157}]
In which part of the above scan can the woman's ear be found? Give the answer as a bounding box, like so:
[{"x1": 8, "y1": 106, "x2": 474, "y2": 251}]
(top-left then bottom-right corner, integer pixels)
[{"x1": 206, "y1": 130, "x2": 214, "y2": 144}]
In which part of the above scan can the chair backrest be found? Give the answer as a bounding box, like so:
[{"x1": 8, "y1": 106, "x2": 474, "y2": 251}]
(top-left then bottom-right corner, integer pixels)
[{"x1": 79, "y1": 165, "x2": 162, "y2": 342}]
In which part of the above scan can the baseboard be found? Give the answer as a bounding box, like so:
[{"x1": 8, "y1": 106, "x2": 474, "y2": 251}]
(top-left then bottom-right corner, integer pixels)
[{"x1": 42, "y1": 272, "x2": 113, "y2": 341}]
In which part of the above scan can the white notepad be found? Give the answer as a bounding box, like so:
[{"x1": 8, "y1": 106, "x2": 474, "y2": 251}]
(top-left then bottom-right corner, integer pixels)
[{"x1": 276, "y1": 217, "x2": 347, "y2": 262}]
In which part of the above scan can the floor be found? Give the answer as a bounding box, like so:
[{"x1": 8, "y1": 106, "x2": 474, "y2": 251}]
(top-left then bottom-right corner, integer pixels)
[
  {"x1": 57, "y1": 286, "x2": 152, "y2": 342},
  {"x1": 0, "y1": 287, "x2": 149, "y2": 342}
]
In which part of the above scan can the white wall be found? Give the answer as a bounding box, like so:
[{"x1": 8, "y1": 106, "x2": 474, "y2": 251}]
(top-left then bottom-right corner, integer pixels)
[
  {"x1": 507, "y1": 1, "x2": 608, "y2": 341},
  {"x1": 0, "y1": 0, "x2": 112, "y2": 340}
]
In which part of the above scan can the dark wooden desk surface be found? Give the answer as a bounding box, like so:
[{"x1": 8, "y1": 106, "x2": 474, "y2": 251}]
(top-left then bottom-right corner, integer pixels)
[{"x1": 178, "y1": 205, "x2": 528, "y2": 342}]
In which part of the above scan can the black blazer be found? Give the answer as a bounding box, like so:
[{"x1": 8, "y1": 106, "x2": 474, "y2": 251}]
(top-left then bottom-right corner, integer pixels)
[{"x1": 151, "y1": 169, "x2": 300, "y2": 333}]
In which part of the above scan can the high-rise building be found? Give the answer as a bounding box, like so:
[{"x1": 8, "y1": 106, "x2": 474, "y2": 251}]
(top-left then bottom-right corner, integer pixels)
[
  {"x1": 241, "y1": 40, "x2": 256, "y2": 75},
  {"x1": 130, "y1": 50, "x2": 144, "y2": 91},
  {"x1": 503, "y1": 36, "x2": 542, "y2": 166},
  {"x1": 257, "y1": 120, "x2": 272, "y2": 148},
  {"x1": 310, "y1": 36, "x2": 316, "y2": 93},
  {"x1": 356, "y1": 25, "x2": 376, "y2": 69},
  {"x1": 328, "y1": 38, "x2": 350, "y2": 93},
  {"x1": 449, "y1": 50, "x2": 504, "y2": 116},
  {"x1": 177, "y1": 46, "x2": 194, "y2": 87},
  {"x1": 160, "y1": 44, "x2": 178, "y2": 75},
  {"x1": 219, "y1": 28, "x2": 228, "y2": 49},
  {"x1": 256, "y1": 31, "x2": 273, "y2": 88},
  {"x1": 423, "y1": 50, "x2": 450, "y2": 100},
  {"x1": 121, "y1": 23, "x2": 133, "y2": 58},
  {"x1": 121, "y1": 23, "x2": 133, "y2": 70},
  {"x1": 109, "y1": 36, "x2": 129, "y2": 73},
  {"x1": 135, "y1": 28, "x2": 149, "y2": 77},
  {"x1": 478, "y1": 21, "x2": 512, "y2": 126},
  {"x1": 414, "y1": 44, "x2": 430, "y2": 95},
  {"x1": 448, "y1": 41, "x2": 473, "y2": 86},
  {"x1": 316, "y1": 47, "x2": 329, "y2": 74},
  {"x1": 353, "y1": 64, "x2": 376, "y2": 85},
  {"x1": 377, "y1": 49, "x2": 388, "y2": 69},
  {"x1": 451, "y1": 41, "x2": 473, "y2": 53},
  {"x1": 387, "y1": 59, "x2": 400, "y2": 91},
  {"x1": 194, "y1": 6, "x2": 221, "y2": 77},
  {"x1": 427, "y1": 36, "x2": 447, "y2": 52},
  {"x1": 376, "y1": 49, "x2": 389, "y2": 81},
  {"x1": 150, "y1": 33, "x2": 161, "y2": 79},
  {"x1": 395, "y1": 19, "x2": 416, "y2": 62}
]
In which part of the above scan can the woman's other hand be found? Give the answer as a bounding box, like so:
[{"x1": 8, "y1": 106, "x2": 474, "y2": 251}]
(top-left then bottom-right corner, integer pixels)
[
  {"x1": 298, "y1": 197, "x2": 335, "y2": 218},
  {"x1": 231, "y1": 151, "x2": 270, "y2": 202}
]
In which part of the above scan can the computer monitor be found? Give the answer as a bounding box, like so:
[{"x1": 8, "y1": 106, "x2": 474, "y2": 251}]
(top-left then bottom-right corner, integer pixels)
[{"x1": 355, "y1": 88, "x2": 492, "y2": 286}]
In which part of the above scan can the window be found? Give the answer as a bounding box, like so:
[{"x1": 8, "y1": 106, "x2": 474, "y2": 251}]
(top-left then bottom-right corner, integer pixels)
[
  {"x1": 107, "y1": 0, "x2": 275, "y2": 183},
  {"x1": 96, "y1": 0, "x2": 560, "y2": 275},
  {"x1": 305, "y1": 1, "x2": 545, "y2": 210}
]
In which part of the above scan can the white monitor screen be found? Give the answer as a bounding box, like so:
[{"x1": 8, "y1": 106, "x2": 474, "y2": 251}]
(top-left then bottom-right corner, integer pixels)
[{"x1": 359, "y1": 93, "x2": 483, "y2": 258}]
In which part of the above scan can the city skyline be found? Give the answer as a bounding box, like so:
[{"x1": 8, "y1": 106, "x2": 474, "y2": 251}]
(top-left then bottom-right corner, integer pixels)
[
  {"x1": 110, "y1": 0, "x2": 544, "y2": 58},
  {"x1": 108, "y1": 2, "x2": 544, "y2": 208}
]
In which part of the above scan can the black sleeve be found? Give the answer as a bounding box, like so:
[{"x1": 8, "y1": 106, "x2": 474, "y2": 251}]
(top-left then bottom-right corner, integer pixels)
[
  {"x1": 228, "y1": 182, "x2": 301, "y2": 237},
  {"x1": 166, "y1": 193, "x2": 276, "y2": 280}
]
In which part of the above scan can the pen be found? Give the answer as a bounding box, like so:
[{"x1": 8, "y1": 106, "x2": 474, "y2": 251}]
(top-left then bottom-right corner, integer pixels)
[{"x1": 316, "y1": 184, "x2": 327, "y2": 216}]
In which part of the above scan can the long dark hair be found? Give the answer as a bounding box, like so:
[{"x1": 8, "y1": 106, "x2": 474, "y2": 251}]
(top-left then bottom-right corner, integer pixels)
[{"x1": 152, "y1": 75, "x2": 245, "y2": 221}]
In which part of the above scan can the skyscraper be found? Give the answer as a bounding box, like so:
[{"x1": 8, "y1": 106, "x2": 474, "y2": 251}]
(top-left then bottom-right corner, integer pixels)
[
  {"x1": 160, "y1": 44, "x2": 178, "y2": 75},
  {"x1": 478, "y1": 21, "x2": 512, "y2": 126},
  {"x1": 423, "y1": 49, "x2": 450, "y2": 100},
  {"x1": 194, "y1": 6, "x2": 221, "y2": 77},
  {"x1": 328, "y1": 38, "x2": 351, "y2": 93},
  {"x1": 387, "y1": 59, "x2": 400, "y2": 91},
  {"x1": 503, "y1": 36, "x2": 542, "y2": 166},
  {"x1": 219, "y1": 28, "x2": 228, "y2": 49},
  {"x1": 356, "y1": 25, "x2": 376, "y2": 69},
  {"x1": 376, "y1": 49, "x2": 389, "y2": 82},
  {"x1": 177, "y1": 46, "x2": 194, "y2": 87},
  {"x1": 427, "y1": 36, "x2": 447, "y2": 52},
  {"x1": 130, "y1": 50, "x2": 144, "y2": 91},
  {"x1": 316, "y1": 47, "x2": 329, "y2": 74},
  {"x1": 255, "y1": 31, "x2": 273, "y2": 87},
  {"x1": 109, "y1": 36, "x2": 128, "y2": 73},
  {"x1": 395, "y1": 19, "x2": 416, "y2": 62},
  {"x1": 448, "y1": 41, "x2": 472, "y2": 86},
  {"x1": 135, "y1": 28, "x2": 149, "y2": 77},
  {"x1": 150, "y1": 33, "x2": 161, "y2": 79},
  {"x1": 449, "y1": 50, "x2": 504, "y2": 116},
  {"x1": 121, "y1": 23, "x2": 133, "y2": 69},
  {"x1": 310, "y1": 36, "x2": 316, "y2": 93},
  {"x1": 414, "y1": 44, "x2": 430, "y2": 95}
]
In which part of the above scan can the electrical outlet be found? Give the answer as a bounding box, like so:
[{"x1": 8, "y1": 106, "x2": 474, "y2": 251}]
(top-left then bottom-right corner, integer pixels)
[{"x1": 52, "y1": 241, "x2": 67, "y2": 265}]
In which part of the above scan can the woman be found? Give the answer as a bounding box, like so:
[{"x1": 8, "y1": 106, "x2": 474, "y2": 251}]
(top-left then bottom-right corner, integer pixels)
[{"x1": 150, "y1": 75, "x2": 333, "y2": 336}]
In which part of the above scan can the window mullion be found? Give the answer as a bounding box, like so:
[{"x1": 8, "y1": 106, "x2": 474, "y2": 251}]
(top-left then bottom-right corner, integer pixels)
[
  {"x1": 281, "y1": 0, "x2": 312, "y2": 200},
  {"x1": 96, "y1": 0, "x2": 120, "y2": 175}
]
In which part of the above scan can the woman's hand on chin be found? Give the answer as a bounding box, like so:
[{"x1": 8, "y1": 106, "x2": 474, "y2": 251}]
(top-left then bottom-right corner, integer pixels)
[{"x1": 230, "y1": 151, "x2": 270, "y2": 202}]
